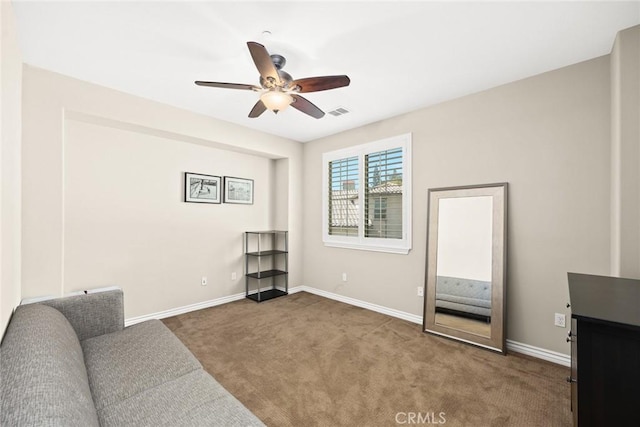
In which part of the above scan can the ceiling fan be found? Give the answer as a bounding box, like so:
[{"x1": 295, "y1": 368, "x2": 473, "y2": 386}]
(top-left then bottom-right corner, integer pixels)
[{"x1": 195, "y1": 42, "x2": 350, "y2": 119}]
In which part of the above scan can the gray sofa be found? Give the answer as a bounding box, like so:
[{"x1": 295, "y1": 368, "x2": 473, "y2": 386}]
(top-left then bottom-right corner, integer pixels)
[
  {"x1": 0, "y1": 289, "x2": 264, "y2": 426},
  {"x1": 435, "y1": 276, "x2": 492, "y2": 319}
]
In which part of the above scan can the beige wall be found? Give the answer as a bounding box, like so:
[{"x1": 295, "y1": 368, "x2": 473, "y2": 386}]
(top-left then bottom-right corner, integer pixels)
[
  {"x1": 302, "y1": 56, "x2": 611, "y2": 354},
  {"x1": 21, "y1": 66, "x2": 302, "y2": 319},
  {"x1": 611, "y1": 25, "x2": 640, "y2": 279},
  {"x1": 272, "y1": 158, "x2": 289, "y2": 230},
  {"x1": 1, "y1": 0, "x2": 22, "y2": 337}
]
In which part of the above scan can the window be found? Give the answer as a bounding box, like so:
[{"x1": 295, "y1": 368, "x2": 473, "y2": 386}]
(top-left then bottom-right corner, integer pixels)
[
  {"x1": 322, "y1": 133, "x2": 411, "y2": 254},
  {"x1": 328, "y1": 156, "x2": 359, "y2": 237}
]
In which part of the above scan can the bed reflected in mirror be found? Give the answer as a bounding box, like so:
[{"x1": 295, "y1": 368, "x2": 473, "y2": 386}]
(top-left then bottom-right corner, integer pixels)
[{"x1": 423, "y1": 183, "x2": 507, "y2": 353}]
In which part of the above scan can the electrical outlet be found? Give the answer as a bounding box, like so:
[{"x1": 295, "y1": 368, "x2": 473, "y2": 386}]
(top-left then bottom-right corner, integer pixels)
[
  {"x1": 417, "y1": 287, "x2": 424, "y2": 297},
  {"x1": 231, "y1": 272, "x2": 237, "y2": 281},
  {"x1": 342, "y1": 273, "x2": 348, "y2": 282},
  {"x1": 201, "y1": 276, "x2": 208, "y2": 286},
  {"x1": 554, "y1": 313, "x2": 566, "y2": 328}
]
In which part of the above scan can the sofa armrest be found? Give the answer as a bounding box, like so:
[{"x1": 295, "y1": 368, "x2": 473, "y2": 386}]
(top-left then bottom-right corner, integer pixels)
[{"x1": 40, "y1": 289, "x2": 124, "y2": 341}]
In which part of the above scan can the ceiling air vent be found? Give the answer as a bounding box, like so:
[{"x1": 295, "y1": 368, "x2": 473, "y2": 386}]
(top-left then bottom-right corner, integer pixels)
[{"x1": 327, "y1": 107, "x2": 350, "y2": 117}]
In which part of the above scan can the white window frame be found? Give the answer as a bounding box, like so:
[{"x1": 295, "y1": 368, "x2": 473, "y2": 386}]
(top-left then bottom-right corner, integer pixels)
[{"x1": 322, "y1": 133, "x2": 412, "y2": 254}]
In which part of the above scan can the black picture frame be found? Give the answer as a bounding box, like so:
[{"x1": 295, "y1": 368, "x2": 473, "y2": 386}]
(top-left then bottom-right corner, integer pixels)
[{"x1": 184, "y1": 172, "x2": 222, "y2": 204}]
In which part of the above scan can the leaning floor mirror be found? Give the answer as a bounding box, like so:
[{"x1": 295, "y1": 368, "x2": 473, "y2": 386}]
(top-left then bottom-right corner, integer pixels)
[{"x1": 423, "y1": 183, "x2": 507, "y2": 353}]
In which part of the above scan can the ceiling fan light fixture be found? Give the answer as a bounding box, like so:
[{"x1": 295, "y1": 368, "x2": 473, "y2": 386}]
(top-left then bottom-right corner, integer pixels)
[{"x1": 260, "y1": 90, "x2": 293, "y2": 113}]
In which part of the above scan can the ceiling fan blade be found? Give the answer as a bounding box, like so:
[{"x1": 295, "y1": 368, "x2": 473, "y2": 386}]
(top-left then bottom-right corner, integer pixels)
[
  {"x1": 195, "y1": 81, "x2": 259, "y2": 91},
  {"x1": 291, "y1": 75, "x2": 351, "y2": 93},
  {"x1": 291, "y1": 94, "x2": 325, "y2": 119},
  {"x1": 247, "y1": 42, "x2": 281, "y2": 86},
  {"x1": 248, "y1": 100, "x2": 267, "y2": 118}
]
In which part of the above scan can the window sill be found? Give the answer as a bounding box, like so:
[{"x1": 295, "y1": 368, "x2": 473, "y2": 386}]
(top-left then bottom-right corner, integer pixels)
[{"x1": 323, "y1": 241, "x2": 410, "y2": 255}]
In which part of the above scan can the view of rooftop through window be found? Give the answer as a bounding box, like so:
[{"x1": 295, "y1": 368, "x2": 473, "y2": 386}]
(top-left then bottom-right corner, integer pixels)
[
  {"x1": 365, "y1": 148, "x2": 403, "y2": 239},
  {"x1": 328, "y1": 147, "x2": 403, "y2": 239},
  {"x1": 328, "y1": 156, "x2": 359, "y2": 236}
]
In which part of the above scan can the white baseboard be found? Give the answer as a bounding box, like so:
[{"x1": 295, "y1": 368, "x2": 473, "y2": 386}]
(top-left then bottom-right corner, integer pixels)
[
  {"x1": 291, "y1": 285, "x2": 570, "y2": 367},
  {"x1": 124, "y1": 291, "x2": 246, "y2": 327},
  {"x1": 126, "y1": 285, "x2": 570, "y2": 367},
  {"x1": 292, "y1": 285, "x2": 423, "y2": 324},
  {"x1": 505, "y1": 340, "x2": 570, "y2": 366}
]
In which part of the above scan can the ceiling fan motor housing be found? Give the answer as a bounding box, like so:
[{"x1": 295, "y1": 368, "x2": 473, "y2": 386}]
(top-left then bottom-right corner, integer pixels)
[
  {"x1": 259, "y1": 54, "x2": 293, "y2": 88},
  {"x1": 270, "y1": 54, "x2": 286, "y2": 70}
]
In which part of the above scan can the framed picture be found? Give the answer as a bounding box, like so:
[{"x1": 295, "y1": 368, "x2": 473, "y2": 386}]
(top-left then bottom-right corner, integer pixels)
[
  {"x1": 224, "y1": 176, "x2": 254, "y2": 204},
  {"x1": 185, "y1": 172, "x2": 221, "y2": 204}
]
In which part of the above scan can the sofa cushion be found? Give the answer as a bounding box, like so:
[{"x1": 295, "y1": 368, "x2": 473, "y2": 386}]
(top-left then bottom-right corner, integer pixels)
[
  {"x1": 98, "y1": 369, "x2": 265, "y2": 427},
  {"x1": 436, "y1": 276, "x2": 491, "y2": 304},
  {"x1": 81, "y1": 319, "x2": 203, "y2": 411},
  {"x1": 42, "y1": 289, "x2": 124, "y2": 340},
  {"x1": 436, "y1": 276, "x2": 491, "y2": 300},
  {"x1": 0, "y1": 304, "x2": 99, "y2": 426}
]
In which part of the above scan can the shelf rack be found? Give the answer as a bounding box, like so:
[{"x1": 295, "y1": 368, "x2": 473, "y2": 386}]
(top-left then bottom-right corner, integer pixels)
[{"x1": 244, "y1": 230, "x2": 288, "y2": 302}]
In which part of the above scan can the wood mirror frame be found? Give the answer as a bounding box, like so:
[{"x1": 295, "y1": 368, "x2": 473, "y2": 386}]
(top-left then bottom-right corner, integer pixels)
[{"x1": 423, "y1": 183, "x2": 507, "y2": 353}]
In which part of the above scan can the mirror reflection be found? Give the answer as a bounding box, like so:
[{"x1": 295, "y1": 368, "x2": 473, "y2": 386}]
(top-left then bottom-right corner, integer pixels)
[
  {"x1": 435, "y1": 196, "x2": 493, "y2": 338},
  {"x1": 423, "y1": 183, "x2": 507, "y2": 353}
]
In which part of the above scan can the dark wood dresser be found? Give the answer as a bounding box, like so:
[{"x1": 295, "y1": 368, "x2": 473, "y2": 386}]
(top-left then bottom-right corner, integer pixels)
[{"x1": 567, "y1": 273, "x2": 640, "y2": 427}]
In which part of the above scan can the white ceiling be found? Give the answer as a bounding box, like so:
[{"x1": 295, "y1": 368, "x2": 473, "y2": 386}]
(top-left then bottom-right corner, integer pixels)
[{"x1": 12, "y1": 1, "x2": 640, "y2": 142}]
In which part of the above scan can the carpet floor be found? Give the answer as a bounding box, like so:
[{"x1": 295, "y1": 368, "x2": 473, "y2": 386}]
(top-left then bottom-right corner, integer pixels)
[{"x1": 162, "y1": 292, "x2": 571, "y2": 427}]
